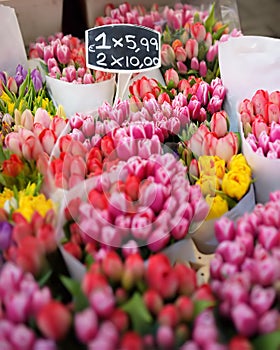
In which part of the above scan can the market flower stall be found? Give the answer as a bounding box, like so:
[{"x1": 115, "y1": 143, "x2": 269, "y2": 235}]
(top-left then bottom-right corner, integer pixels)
[{"x1": 0, "y1": 1, "x2": 280, "y2": 349}]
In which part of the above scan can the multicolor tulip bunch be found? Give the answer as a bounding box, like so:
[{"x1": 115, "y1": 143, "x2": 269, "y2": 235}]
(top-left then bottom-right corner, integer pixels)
[
  {"x1": 49, "y1": 114, "x2": 165, "y2": 189},
  {"x1": 240, "y1": 89, "x2": 280, "y2": 158},
  {"x1": 0, "y1": 65, "x2": 56, "y2": 140},
  {"x1": 4, "y1": 107, "x2": 67, "y2": 175},
  {"x1": 29, "y1": 32, "x2": 113, "y2": 84},
  {"x1": 160, "y1": 3, "x2": 242, "y2": 82},
  {"x1": 62, "y1": 152, "x2": 208, "y2": 261},
  {"x1": 209, "y1": 190, "x2": 280, "y2": 343},
  {"x1": 67, "y1": 251, "x2": 215, "y2": 349},
  {"x1": 0, "y1": 182, "x2": 57, "y2": 276}
]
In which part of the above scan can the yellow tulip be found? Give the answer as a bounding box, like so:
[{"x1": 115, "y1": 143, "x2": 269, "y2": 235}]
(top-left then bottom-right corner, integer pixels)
[
  {"x1": 196, "y1": 174, "x2": 220, "y2": 196},
  {"x1": 206, "y1": 194, "x2": 228, "y2": 220},
  {"x1": 222, "y1": 170, "x2": 251, "y2": 201}
]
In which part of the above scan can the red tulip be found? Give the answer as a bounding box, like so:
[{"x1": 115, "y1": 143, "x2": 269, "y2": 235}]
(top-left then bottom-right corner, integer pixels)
[{"x1": 37, "y1": 301, "x2": 71, "y2": 340}]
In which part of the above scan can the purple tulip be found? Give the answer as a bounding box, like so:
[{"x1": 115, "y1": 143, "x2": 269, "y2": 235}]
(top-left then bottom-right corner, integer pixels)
[
  {"x1": 0, "y1": 71, "x2": 7, "y2": 85},
  {"x1": 31, "y1": 69, "x2": 43, "y2": 92},
  {"x1": 0, "y1": 222, "x2": 13, "y2": 250},
  {"x1": 14, "y1": 64, "x2": 27, "y2": 87}
]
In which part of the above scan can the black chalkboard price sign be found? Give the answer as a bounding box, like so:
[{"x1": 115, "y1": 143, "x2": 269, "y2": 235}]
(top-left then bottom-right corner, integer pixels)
[{"x1": 85, "y1": 24, "x2": 161, "y2": 73}]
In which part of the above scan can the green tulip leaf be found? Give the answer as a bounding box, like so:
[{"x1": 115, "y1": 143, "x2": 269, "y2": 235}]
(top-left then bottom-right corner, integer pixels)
[
  {"x1": 121, "y1": 292, "x2": 153, "y2": 335},
  {"x1": 253, "y1": 331, "x2": 280, "y2": 350},
  {"x1": 204, "y1": 3, "x2": 216, "y2": 33},
  {"x1": 60, "y1": 275, "x2": 89, "y2": 311},
  {"x1": 194, "y1": 299, "x2": 215, "y2": 317}
]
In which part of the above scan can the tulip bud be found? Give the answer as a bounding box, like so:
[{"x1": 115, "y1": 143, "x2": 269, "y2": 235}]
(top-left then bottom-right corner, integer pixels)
[
  {"x1": 191, "y1": 22, "x2": 206, "y2": 42},
  {"x1": 37, "y1": 301, "x2": 71, "y2": 341},
  {"x1": 185, "y1": 39, "x2": 198, "y2": 59},
  {"x1": 74, "y1": 308, "x2": 98, "y2": 343},
  {"x1": 210, "y1": 111, "x2": 228, "y2": 138},
  {"x1": 56, "y1": 44, "x2": 71, "y2": 65},
  {"x1": 199, "y1": 61, "x2": 207, "y2": 78},
  {"x1": 161, "y1": 44, "x2": 175, "y2": 66},
  {"x1": 231, "y1": 303, "x2": 258, "y2": 337}
]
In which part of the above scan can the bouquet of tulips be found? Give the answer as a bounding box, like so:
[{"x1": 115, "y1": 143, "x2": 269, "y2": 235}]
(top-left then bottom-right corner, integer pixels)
[
  {"x1": 240, "y1": 89, "x2": 280, "y2": 158},
  {"x1": 29, "y1": 32, "x2": 113, "y2": 84},
  {"x1": 160, "y1": 3, "x2": 242, "y2": 83},
  {"x1": 0, "y1": 64, "x2": 57, "y2": 140},
  {"x1": 128, "y1": 69, "x2": 226, "y2": 124},
  {"x1": 189, "y1": 153, "x2": 252, "y2": 220},
  {"x1": 53, "y1": 251, "x2": 215, "y2": 349},
  {"x1": 208, "y1": 191, "x2": 280, "y2": 348},
  {"x1": 61, "y1": 152, "x2": 209, "y2": 262}
]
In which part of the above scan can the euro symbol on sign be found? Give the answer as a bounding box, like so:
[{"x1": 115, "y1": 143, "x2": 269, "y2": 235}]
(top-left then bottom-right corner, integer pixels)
[{"x1": 88, "y1": 44, "x2": 95, "y2": 53}]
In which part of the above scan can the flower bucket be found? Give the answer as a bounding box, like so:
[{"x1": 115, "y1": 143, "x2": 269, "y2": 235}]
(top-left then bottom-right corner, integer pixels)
[
  {"x1": 2, "y1": 0, "x2": 63, "y2": 45},
  {"x1": 189, "y1": 184, "x2": 255, "y2": 254},
  {"x1": 45, "y1": 75, "x2": 116, "y2": 117}
]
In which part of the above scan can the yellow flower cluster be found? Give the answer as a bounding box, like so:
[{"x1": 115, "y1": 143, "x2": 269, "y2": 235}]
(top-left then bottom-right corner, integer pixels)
[
  {"x1": 0, "y1": 183, "x2": 55, "y2": 222},
  {"x1": 196, "y1": 154, "x2": 252, "y2": 220}
]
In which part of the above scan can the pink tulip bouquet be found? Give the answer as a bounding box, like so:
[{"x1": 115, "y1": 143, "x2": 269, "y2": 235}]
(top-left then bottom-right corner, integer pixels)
[
  {"x1": 29, "y1": 32, "x2": 113, "y2": 85},
  {"x1": 160, "y1": 3, "x2": 242, "y2": 83},
  {"x1": 239, "y1": 89, "x2": 280, "y2": 158},
  {"x1": 0, "y1": 261, "x2": 72, "y2": 348},
  {"x1": 61, "y1": 152, "x2": 209, "y2": 262},
  {"x1": 209, "y1": 190, "x2": 280, "y2": 347}
]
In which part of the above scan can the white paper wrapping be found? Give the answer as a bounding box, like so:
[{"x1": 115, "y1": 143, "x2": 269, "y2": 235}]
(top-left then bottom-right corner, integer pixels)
[
  {"x1": 219, "y1": 36, "x2": 280, "y2": 132},
  {"x1": 45, "y1": 75, "x2": 116, "y2": 117},
  {"x1": 1, "y1": 0, "x2": 63, "y2": 45},
  {"x1": 189, "y1": 184, "x2": 255, "y2": 254},
  {"x1": 0, "y1": 4, "x2": 27, "y2": 74}
]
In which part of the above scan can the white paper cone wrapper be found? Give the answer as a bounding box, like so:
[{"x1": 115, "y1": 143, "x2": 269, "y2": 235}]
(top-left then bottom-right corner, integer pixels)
[
  {"x1": 1, "y1": 0, "x2": 63, "y2": 45},
  {"x1": 46, "y1": 75, "x2": 116, "y2": 117},
  {"x1": 59, "y1": 246, "x2": 86, "y2": 282},
  {"x1": 219, "y1": 36, "x2": 280, "y2": 132},
  {"x1": 189, "y1": 184, "x2": 255, "y2": 254},
  {"x1": 0, "y1": 4, "x2": 28, "y2": 74}
]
